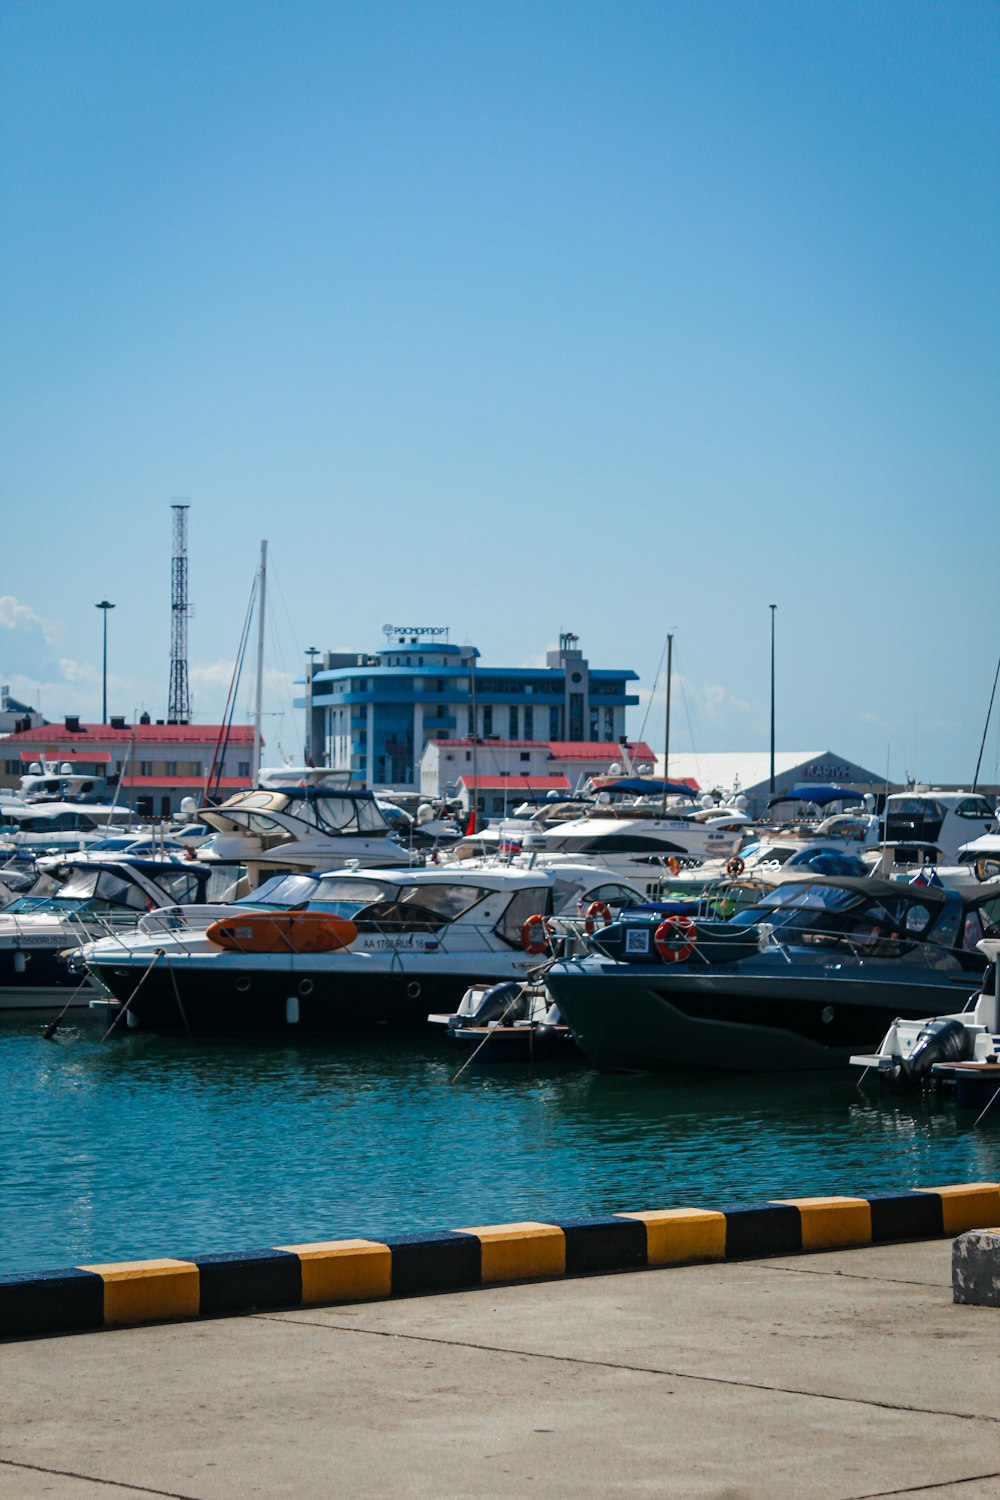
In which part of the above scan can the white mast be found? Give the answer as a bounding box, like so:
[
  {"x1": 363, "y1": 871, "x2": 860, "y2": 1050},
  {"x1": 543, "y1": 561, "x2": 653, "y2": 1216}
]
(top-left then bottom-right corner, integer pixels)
[{"x1": 253, "y1": 540, "x2": 267, "y2": 776}]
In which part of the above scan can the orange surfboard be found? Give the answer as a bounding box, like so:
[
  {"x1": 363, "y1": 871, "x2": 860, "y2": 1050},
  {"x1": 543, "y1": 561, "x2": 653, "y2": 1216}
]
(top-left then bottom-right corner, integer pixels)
[{"x1": 206, "y1": 911, "x2": 359, "y2": 954}]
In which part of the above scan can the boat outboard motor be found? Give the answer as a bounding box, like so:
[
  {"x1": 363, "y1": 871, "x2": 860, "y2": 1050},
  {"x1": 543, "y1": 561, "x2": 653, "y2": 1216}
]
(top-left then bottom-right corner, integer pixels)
[
  {"x1": 897, "y1": 1017, "x2": 974, "y2": 1088},
  {"x1": 462, "y1": 981, "x2": 525, "y2": 1026}
]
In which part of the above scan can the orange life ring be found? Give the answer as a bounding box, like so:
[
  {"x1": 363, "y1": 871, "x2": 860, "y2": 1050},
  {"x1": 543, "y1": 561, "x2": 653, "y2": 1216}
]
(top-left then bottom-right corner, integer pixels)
[
  {"x1": 584, "y1": 899, "x2": 612, "y2": 934},
  {"x1": 666, "y1": 856, "x2": 682, "y2": 875},
  {"x1": 521, "y1": 913, "x2": 553, "y2": 955},
  {"x1": 726, "y1": 856, "x2": 745, "y2": 878},
  {"x1": 654, "y1": 914, "x2": 697, "y2": 964}
]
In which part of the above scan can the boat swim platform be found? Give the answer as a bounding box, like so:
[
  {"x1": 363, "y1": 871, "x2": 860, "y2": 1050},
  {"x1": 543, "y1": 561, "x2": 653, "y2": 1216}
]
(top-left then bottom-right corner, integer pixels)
[{"x1": 2, "y1": 1181, "x2": 998, "y2": 1342}]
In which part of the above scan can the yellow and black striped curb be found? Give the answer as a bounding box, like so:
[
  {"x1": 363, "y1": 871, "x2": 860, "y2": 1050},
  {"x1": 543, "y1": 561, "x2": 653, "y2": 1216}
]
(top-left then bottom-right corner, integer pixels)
[{"x1": 3, "y1": 1182, "x2": 998, "y2": 1341}]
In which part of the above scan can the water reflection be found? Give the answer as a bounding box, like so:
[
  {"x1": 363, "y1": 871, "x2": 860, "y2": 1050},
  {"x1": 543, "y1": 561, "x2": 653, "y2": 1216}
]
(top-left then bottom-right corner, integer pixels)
[{"x1": 1, "y1": 1012, "x2": 996, "y2": 1278}]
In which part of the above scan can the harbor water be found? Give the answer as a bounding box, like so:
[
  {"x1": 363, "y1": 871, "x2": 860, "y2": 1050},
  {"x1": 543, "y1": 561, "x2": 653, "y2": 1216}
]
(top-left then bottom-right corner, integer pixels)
[{"x1": 3, "y1": 1011, "x2": 998, "y2": 1278}]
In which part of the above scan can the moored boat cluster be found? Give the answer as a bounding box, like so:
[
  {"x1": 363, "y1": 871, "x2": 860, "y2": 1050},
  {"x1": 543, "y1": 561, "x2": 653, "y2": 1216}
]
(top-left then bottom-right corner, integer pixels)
[{"x1": 2, "y1": 764, "x2": 999, "y2": 1114}]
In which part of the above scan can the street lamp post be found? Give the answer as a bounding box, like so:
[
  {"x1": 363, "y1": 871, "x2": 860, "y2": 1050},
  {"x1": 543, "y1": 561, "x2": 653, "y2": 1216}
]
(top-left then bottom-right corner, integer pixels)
[
  {"x1": 304, "y1": 646, "x2": 320, "y2": 764},
  {"x1": 95, "y1": 600, "x2": 115, "y2": 724}
]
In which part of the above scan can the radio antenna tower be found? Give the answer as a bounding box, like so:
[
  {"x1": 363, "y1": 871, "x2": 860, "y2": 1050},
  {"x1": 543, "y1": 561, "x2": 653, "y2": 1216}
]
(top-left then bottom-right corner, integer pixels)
[{"x1": 168, "y1": 502, "x2": 191, "y2": 724}]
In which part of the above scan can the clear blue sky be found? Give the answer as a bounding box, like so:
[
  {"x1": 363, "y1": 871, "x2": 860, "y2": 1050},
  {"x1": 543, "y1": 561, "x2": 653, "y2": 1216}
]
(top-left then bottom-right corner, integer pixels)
[{"x1": 1, "y1": 1, "x2": 997, "y2": 782}]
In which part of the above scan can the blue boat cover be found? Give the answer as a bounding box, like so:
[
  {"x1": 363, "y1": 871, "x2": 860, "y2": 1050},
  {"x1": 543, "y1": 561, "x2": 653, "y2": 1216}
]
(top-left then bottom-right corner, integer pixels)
[
  {"x1": 767, "y1": 784, "x2": 861, "y2": 809},
  {"x1": 595, "y1": 778, "x2": 696, "y2": 799}
]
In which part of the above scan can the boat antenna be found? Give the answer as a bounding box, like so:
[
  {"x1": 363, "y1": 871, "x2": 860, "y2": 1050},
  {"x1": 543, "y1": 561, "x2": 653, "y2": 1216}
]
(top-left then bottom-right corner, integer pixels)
[{"x1": 972, "y1": 652, "x2": 1000, "y2": 793}]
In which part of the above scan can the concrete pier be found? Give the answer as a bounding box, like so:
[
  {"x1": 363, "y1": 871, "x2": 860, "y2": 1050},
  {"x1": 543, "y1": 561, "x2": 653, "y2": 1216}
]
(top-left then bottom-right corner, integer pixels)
[{"x1": 2, "y1": 1238, "x2": 999, "y2": 1499}]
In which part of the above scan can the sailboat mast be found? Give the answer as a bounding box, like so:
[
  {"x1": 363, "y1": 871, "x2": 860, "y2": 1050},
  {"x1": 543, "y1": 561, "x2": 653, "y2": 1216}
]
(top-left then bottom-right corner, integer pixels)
[
  {"x1": 660, "y1": 633, "x2": 673, "y2": 819},
  {"x1": 253, "y1": 540, "x2": 267, "y2": 776}
]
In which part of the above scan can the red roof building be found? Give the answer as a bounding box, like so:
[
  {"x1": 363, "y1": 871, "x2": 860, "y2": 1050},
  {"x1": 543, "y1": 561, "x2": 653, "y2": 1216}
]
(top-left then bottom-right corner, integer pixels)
[{"x1": 1, "y1": 720, "x2": 258, "y2": 817}]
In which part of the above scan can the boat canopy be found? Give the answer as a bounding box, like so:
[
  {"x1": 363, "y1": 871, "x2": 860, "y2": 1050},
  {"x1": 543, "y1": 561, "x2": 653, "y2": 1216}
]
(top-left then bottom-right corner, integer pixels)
[
  {"x1": 767, "y1": 784, "x2": 862, "y2": 810},
  {"x1": 595, "y1": 778, "x2": 696, "y2": 799}
]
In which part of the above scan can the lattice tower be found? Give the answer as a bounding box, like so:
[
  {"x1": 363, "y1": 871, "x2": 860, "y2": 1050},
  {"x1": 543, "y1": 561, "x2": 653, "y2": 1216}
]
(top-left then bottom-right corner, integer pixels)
[{"x1": 168, "y1": 503, "x2": 191, "y2": 724}]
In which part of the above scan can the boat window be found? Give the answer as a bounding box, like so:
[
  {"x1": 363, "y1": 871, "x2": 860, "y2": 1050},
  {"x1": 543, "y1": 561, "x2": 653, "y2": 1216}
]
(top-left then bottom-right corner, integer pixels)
[
  {"x1": 550, "y1": 876, "x2": 584, "y2": 911},
  {"x1": 244, "y1": 813, "x2": 289, "y2": 837},
  {"x1": 758, "y1": 884, "x2": 864, "y2": 912},
  {"x1": 792, "y1": 851, "x2": 870, "y2": 877},
  {"x1": 3, "y1": 870, "x2": 66, "y2": 912},
  {"x1": 962, "y1": 911, "x2": 985, "y2": 951},
  {"x1": 582, "y1": 882, "x2": 643, "y2": 909},
  {"x1": 956, "y1": 797, "x2": 995, "y2": 820},
  {"x1": 244, "y1": 874, "x2": 403, "y2": 915},
  {"x1": 903, "y1": 903, "x2": 932, "y2": 934},
  {"x1": 310, "y1": 794, "x2": 391, "y2": 835},
  {"x1": 978, "y1": 896, "x2": 1000, "y2": 927},
  {"x1": 94, "y1": 871, "x2": 148, "y2": 910},
  {"x1": 238, "y1": 873, "x2": 311, "y2": 906},
  {"x1": 53, "y1": 868, "x2": 101, "y2": 902},
  {"x1": 152, "y1": 870, "x2": 205, "y2": 904},
  {"x1": 311, "y1": 877, "x2": 399, "y2": 907},
  {"x1": 886, "y1": 798, "x2": 946, "y2": 822},
  {"x1": 494, "y1": 885, "x2": 552, "y2": 946},
  {"x1": 747, "y1": 846, "x2": 797, "y2": 867},
  {"x1": 396, "y1": 884, "x2": 487, "y2": 920}
]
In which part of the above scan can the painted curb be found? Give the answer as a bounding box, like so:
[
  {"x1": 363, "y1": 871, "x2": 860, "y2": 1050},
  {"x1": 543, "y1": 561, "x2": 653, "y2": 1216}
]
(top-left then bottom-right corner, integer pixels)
[{"x1": 2, "y1": 1181, "x2": 998, "y2": 1341}]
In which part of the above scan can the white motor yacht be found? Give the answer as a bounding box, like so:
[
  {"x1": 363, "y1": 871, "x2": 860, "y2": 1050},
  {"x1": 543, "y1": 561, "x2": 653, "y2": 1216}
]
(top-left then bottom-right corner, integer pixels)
[
  {"x1": 0, "y1": 801, "x2": 137, "y2": 858},
  {"x1": 0, "y1": 855, "x2": 212, "y2": 1011},
  {"x1": 196, "y1": 770, "x2": 421, "y2": 889},
  {"x1": 79, "y1": 862, "x2": 651, "y2": 1035},
  {"x1": 874, "y1": 789, "x2": 998, "y2": 875},
  {"x1": 448, "y1": 780, "x2": 749, "y2": 891}
]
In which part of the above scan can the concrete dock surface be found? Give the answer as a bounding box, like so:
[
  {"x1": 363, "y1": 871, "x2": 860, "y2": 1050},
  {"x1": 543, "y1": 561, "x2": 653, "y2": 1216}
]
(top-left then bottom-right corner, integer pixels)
[{"x1": 1, "y1": 1239, "x2": 998, "y2": 1499}]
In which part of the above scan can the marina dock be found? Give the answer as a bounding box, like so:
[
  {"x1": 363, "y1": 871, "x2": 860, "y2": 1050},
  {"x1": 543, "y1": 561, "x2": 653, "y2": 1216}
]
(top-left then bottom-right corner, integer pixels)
[{"x1": 2, "y1": 1234, "x2": 998, "y2": 1499}]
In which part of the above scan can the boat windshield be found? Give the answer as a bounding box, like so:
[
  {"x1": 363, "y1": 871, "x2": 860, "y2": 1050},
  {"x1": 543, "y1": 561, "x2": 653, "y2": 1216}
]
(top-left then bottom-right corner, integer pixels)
[
  {"x1": 239, "y1": 873, "x2": 400, "y2": 916},
  {"x1": 731, "y1": 881, "x2": 947, "y2": 946},
  {"x1": 351, "y1": 881, "x2": 491, "y2": 931},
  {"x1": 394, "y1": 884, "x2": 487, "y2": 920},
  {"x1": 744, "y1": 845, "x2": 798, "y2": 868},
  {"x1": 5, "y1": 867, "x2": 149, "y2": 914}
]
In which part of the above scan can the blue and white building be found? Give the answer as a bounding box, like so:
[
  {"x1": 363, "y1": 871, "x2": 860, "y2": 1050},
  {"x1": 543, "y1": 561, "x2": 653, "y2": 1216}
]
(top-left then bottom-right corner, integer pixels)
[{"x1": 302, "y1": 630, "x2": 640, "y2": 791}]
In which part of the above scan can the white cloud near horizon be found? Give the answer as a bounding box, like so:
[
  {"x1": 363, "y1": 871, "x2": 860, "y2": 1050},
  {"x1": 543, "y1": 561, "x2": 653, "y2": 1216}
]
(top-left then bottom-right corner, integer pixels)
[{"x1": 0, "y1": 595, "x2": 58, "y2": 645}]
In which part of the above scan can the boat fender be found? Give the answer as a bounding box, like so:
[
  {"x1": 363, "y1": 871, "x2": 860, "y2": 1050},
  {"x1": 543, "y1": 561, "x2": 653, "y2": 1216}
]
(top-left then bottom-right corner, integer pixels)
[
  {"x1": 726, "y1": 856, "x2": 745, "y2": 878},
  {"x1": 904, "y1": 1017, "x2": 974, "y2": 1083},
  {"x1": 584, "y1": 900, "x2": 612, "y2": 934},
  {"x1": 654, "y1": 915, "x2": 697, "y2": 964},
  {"x1": 521, "y1": 913, "x2": 553, "y2": 955}
]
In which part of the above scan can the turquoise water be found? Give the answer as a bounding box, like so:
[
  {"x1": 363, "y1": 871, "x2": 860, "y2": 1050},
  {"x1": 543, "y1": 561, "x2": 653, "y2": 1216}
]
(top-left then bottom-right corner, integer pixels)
[{"x1": 2, "y1": 1012, "x2": 998, "y2": 1277}]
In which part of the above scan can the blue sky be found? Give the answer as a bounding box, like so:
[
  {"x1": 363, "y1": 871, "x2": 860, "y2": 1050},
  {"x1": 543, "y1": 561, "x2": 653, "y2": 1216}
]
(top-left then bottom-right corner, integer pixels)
[{"x1": 1, "y1": 1, "x2": 997, "y2": 782}]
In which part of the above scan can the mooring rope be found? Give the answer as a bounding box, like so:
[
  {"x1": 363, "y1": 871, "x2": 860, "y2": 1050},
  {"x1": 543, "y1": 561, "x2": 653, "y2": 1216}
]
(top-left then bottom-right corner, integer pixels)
[{"x1": 100, "y1": 949, "x2": 164, "y2": 1044}]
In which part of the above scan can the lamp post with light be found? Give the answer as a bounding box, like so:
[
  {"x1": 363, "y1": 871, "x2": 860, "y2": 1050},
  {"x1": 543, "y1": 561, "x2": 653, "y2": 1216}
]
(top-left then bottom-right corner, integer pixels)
[
  {"x1": 95, "y1": 600, "x2": 115, "y2": 724},
  {"x1": 304, "y1": 646, "x2": 320, "y2": 764}
]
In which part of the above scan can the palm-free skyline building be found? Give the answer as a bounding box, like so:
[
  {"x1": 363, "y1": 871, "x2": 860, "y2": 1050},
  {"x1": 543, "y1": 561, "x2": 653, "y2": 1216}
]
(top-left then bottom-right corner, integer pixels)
[{"x1": 301, "y1": 630, "x2": 640, "y2": 791}]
